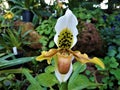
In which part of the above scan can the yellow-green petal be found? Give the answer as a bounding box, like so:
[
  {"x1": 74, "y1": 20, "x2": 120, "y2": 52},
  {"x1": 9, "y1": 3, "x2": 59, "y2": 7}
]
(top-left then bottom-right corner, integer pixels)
[
  {"x1": 36, "y1": 49, "x2": 58, "y2": 64},
  {"x1": 69, "y1": 50, "x2": 105, "y2": 69},
  {"x1": 89, "y1": 57, "x2": 105, "y2": 69}
]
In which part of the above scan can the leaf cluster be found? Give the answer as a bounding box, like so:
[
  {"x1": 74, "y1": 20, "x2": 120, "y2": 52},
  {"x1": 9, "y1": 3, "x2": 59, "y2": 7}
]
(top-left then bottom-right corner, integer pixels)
[
  {"x1": 36, "y1": 17, "x2": 56, "y2": 50},
  {"x1": 0, "y1": 27, "x2": 31, "y2": 53},
  {"x1": 26, "y1": 62, "x2": 105, "y2": 90}
]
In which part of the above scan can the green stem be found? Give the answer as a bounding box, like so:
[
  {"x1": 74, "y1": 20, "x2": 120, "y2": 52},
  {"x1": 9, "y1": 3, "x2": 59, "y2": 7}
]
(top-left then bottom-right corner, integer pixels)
[{"x1": 22, "y1": 68, "x2": 43, "y2": 90}]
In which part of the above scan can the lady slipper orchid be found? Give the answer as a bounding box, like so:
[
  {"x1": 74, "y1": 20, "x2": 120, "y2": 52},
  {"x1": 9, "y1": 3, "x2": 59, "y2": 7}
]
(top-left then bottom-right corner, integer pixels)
[{"x1": 36, "y1": 9, "x2": 105, "y2": 83}]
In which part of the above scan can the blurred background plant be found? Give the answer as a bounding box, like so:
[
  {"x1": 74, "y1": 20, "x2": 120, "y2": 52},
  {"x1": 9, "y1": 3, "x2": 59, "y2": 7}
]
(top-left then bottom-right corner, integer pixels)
[
  {"x1": 97, "y1": 11, "x2": 120, "y2": 89},
  {"x1": 0, "y1": 10, "x2": 32, "y2": 55},
  {"x1": 36, "y1": 17, "x2": 56, "y2": 51},
  {"x1": 0, "y1": 27, "x2": 31, "y2": 54},
  {"x1": 7, "y1": 0, "x2": 55, "y2": 26},
  {"x1": 7, "y1": 0, "x2": 41, "y2": 24}
]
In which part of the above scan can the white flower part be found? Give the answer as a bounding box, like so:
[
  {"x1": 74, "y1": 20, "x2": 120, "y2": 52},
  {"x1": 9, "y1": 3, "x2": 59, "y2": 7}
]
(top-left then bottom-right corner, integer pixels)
[
  {"x1": 54, "y1": 9, "x2": 78, "y2": 48},
  {"x1": 55, "y1": 63, "x2": 73, "y2": 83}
]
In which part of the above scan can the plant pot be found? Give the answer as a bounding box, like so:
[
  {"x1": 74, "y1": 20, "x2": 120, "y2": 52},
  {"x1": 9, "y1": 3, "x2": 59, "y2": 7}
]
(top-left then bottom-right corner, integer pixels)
[{"x1": 22, "y1": 10, "x2": 34, "y2": 22}]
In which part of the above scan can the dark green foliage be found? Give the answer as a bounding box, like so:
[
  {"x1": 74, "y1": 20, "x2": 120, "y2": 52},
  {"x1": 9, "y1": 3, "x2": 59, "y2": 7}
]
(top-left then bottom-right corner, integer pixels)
[
  {"x1": 98, "y1": 12, "x2": 120, "y2": 89},
  {"x1": 36, "y1": 17, "x2": 56, "y2": 50},
  {"x1": 0, "y1": 27, "x2": 31, "y2": 53},
  {"x1": 100, "y1": 12, "x2": 120, "y2": 49}
]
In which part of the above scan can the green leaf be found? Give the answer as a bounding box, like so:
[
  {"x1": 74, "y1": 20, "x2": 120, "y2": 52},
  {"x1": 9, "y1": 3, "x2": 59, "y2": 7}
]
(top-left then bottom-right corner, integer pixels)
[
  {"x1": 116, "y1": 53, "x2": 120, "y2": 59},
  {"x1": 22, "y1": 30, "x2": 32, "y2": 38},
  {"x1": 73, "y1": 62, "x2": 86, "y2": 73},
  {"x1": 36, "y1": 73, "x2": 58, "y2": 87},
  {"x1": 59, "y1": 82, "x2": 68, "y2": 90},
  {"x1": 85, "y1": 70, "x2": 91, "y2": 75},
  {"x1": 0, "y1": 57, "x2": 34, "y2": 69},
  {"x1": 109, "y1": 57, "x2": 119, "y2": 68},
  {"x1": 27, "y1": 84, "x2": 42, "y2": 90},
  {"x1": 0, "y1": 77, "x2": 6, "y2": 81},
  {"x1": 40, "y1": 36, "x2": 48, "y2": 46},
  {"x1": 118, "y1": 47, "x2": 120, "y2": 52},
  {"x1": 107, "y1": 49, "x2": 117, "y2": 57},
  {"x1": 0, "y1": 68, "x2": 29, "y2": 74},
  {"x1": 118, "y1": 81, "x2": 120, "y2": 85},
  {"x1": 68, "y1": 74, "x2": 102, "y2": 90},
  {"x1": 45, "y1": 65, "x2": 55, "y2": 73},
  {"x1": 112, "y1": 39, "x2": 120, "y2": 45},
  {"x1": 44, "y1": 29, "x2": 51, "y2": 35},
  {"x1": 48, "y1": 41, "x2": 55, "y2": 48},
  {"x1": 0, "y1": 53, "x2": 14, "y2": 60},
  {"x1": 69, "y1": 63, "x2": 86, "y2": 84},
  {"x1": 86, "y1": 14, "x2": 92, "y2": 19},
  {"x1": 110, "y1": 69, "x2": 120, "y2": 80},
  {"x1": 0, "y1": 45, "x2": 4, "y2": 50},
  {"x1": 49, "y1": 33, "x2": 55, "y2": 39},
  {"x1": 22, "y1": 69, "x2": 43, "y2": 90},
  {"x1": 79, "y1": 13, "x2": 87, "y2": 20}
]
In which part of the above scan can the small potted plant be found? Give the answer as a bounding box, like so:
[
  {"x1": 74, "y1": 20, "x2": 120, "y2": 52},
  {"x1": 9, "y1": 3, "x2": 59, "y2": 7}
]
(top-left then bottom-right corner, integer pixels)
[
  {"x1": 8, "y1": 0, "x2": 40, "y2": 22},
  {"x1": 0, "y1": 26, "x2": 32, "y2": 58}
]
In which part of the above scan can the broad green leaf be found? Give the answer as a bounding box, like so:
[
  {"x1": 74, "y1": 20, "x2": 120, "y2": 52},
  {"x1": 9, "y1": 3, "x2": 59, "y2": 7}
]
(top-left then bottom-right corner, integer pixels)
[
  {"x1": 68, "y1": 74, "x2": 102, "y2": 90},
  {"x1": 73, "y1": 62, "x2": 86, "y2": 73},
  {"x1": 45, "y1": 65, "x2": 55, "y2": 73},
  {"x1": 59, "y1": 82, "x2": 68, "y2": 90},
  {"x1": 69, "y1": 62, "x2": 86, "y2": 84},
  {"x1": 36, "y1": 73, "x2": 58, "y2": 87},
  {"x1": 27, "y1": 84, "x2": 43, "y2": 90}
]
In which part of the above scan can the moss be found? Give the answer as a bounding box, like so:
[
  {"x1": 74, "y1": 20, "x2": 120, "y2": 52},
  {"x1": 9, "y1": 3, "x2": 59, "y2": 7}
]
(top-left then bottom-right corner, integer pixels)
[{"x1": 74, "y1": 21, "x2": 105, "y2": 57}]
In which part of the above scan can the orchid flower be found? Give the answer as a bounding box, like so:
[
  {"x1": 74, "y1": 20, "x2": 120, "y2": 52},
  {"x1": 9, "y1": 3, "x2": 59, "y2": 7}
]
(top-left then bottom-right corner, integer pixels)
[
  {"x1": 3, "y1": 11, "x2": 14, "y2": 19},
  {"x1": 36, "y1": 9, "x2": 105, "y2": 83}
]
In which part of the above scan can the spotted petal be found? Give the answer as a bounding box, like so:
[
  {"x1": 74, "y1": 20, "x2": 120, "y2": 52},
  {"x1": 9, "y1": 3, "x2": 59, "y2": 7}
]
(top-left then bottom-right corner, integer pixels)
[
  {"x1": 69, "y1": 50, "x2": 105, "y2": 69},
  {"x1": 36, "y1": 49, "x2": 58, "y2": 64},
  {"x1": 54, "y1": 9, "x2": 78, "y2": 48}
]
